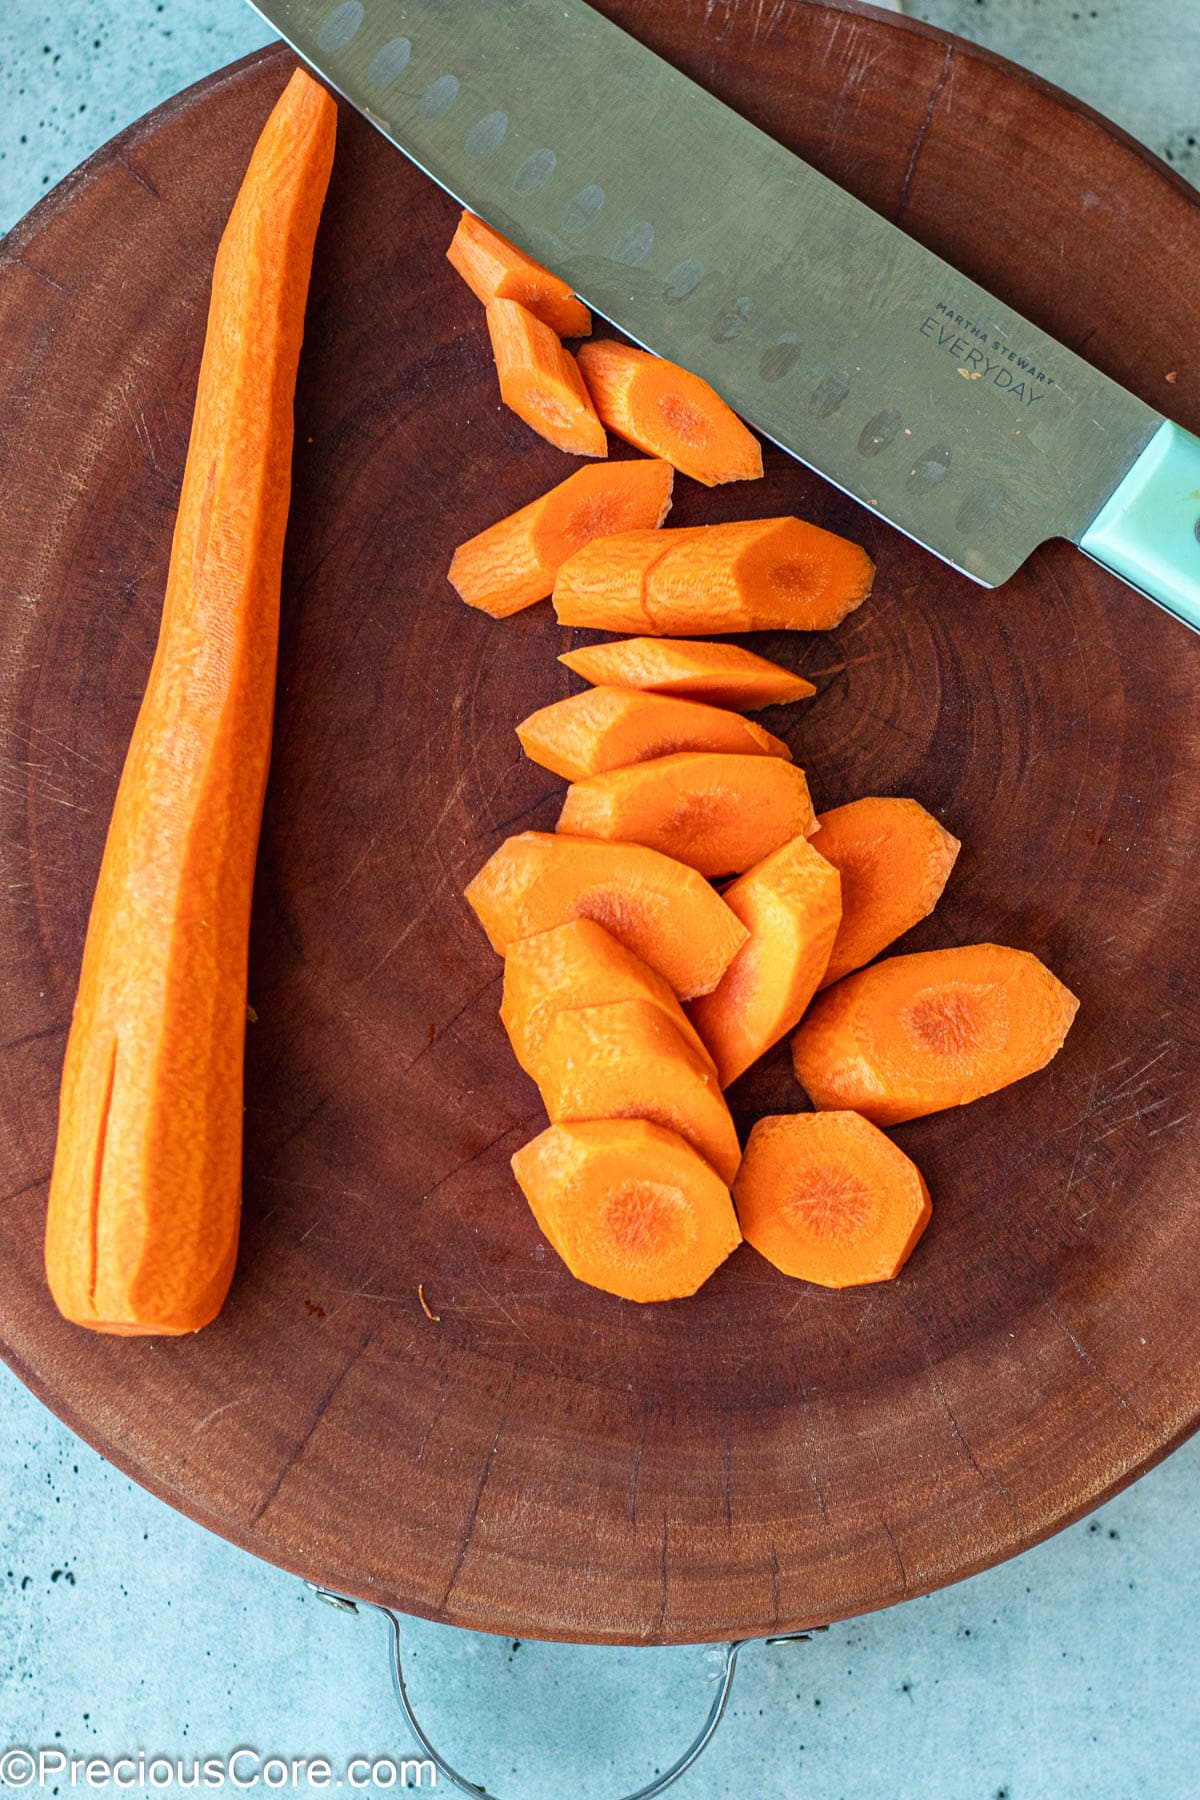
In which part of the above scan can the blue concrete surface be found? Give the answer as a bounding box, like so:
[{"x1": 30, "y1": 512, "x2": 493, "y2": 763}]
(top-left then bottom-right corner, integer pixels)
[{"x1": 3, "y1": 3, "x2": 1200, "y2": 1795}]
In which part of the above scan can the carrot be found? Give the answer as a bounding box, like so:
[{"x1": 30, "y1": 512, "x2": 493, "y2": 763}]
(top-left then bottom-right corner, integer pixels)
[
  {"x1": 448, "y1": 210, "x2": 592, "y2": 338},
  {"x1": 448, "y1": 460, "x2": 673, "y2": 618},
  {"x1": 532, "y1": 998, "x2": 743, "y2": 1185},
  {"x1": 463, "y1": 831, "x2": 748, "y2": 998},
  {"x1": 557, "y1": 752, "x2": 816, "y2": 878},
  {"x1": 559, "y1": 636, "x2": 817, "y2": 710},
  {"x1": 733, "y1": 1112, "x2": 931, "y2": 1287},
  {"x1": 512, "y1": 1119, "x2": 741, "y2": 1302},
  {"x1": 812, "y1": 798, "x2": 961, "y2": 989},
  {"x1": 551, "y1": 527, "x2": 664, "y2": 632},
  {"x1": 43, "y1": 70, "x2": 337, "y2": 1336},
  {"x1": 487, "y1": 298, "x2": 607, "y2": 457},
  {"x1": 501, "y1": 918, "x2": 717, "y2": 1076},
  {"x1": 689, "y1": 835, "x2": 842, "y2": 1086},
  {"x1": 517, "y1": 684, "x2": 790, "y2": 782},
  {"x1": 791, "y1": 944, "x2": 1080, "y2": 1125},
  {"x1": 576, "y1": 339, "x2": 762, "y2": 485},
  {"x1": 553, "y1": 517, "x2": 874, "y2": 633},
  {"x1": 645, "y1": 519, "x2": 874, "y2": 633}
]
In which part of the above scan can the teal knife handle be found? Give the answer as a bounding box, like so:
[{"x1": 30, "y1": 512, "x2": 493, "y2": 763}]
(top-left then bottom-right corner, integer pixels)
[{"x1": 1080, "y1": 420, "x2": 1200, "y2": 632}]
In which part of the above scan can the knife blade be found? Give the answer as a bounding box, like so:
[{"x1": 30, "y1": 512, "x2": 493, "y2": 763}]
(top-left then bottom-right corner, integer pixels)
[{"x1": 244, "y1": 0, "x2": 1200, "y2": 629}]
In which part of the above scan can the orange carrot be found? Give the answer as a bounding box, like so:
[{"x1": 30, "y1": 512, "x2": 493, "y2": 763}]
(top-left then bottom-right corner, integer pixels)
[
  {"x1": 559, "y1": 636, "x2": 816, "y2": 709},
  {"x1": 448, "y1": 210, "x2": 592, "y2": 337},
  {"x1": 487, "y1": 298, "x2": 607, "y2": 457},
  {"x1": 43, "y1": 70, "x2": 337, "y2": 1335},
  {"x1": 512, "y1": 1119, "x2": 741, "y2": 1302},
  {"x1": 791, "y1": 944, "x2": 1080, "y2": 1125},
  {"x1": 551, "y1": 527, "x2": 665, "y2": 632},
  {"x1": 553, "y1": 517, "x2": 873, "y2": 633},
  {"x1": 576, "y1": 339, "x2": 762, "y2": 485},
  {"x1": 464, "y1": 832, "x2": 748, "y2": 999},
  {"x1": 689, "y1": 835, "x2": 842, "y2": 1086},
  {"x1": 532, "y1": 998, "x2": 743, "y2": 1185},
  {"x1": 645, "y1": 518, "x2": 874, "y2": 633},
  {"x1": 812, "y1": 798, "x2": 961, "y2": 989},
  {"x1": 557, "y1": 753, "x2": 816, "y2": 878},
  {"x1": 449, "y1": 460, "x2": 673, "y2": 618},
  {"x1": 502, "y1": 918, "x2": 716, "y2": 1077},
  {"x1": 734, "y1": 1112, "x2": 931, "y2": 1287},
  {"x1": 517, "y1": 685, "x2": 791, "y2": 782}
]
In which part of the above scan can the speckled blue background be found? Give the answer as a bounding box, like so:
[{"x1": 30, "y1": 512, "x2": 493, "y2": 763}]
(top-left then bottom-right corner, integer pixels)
[{"x1": 2, "y1": 3, "x2": 1200, "y2": 1795}]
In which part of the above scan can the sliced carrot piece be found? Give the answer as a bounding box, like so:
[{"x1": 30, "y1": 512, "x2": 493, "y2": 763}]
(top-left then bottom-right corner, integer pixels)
[
  {"x1": 813, "y1": 798, "x2": 961, "y2": 989},
  {"x1": 552, "y1": 518, "x2": 873, "y2": 633},
  {"x1": 557, "y1": 753, "x2": 816, "y2": 878},
  {"x1": 500, "y1": 918, "x2": 717, "y2": 1076},
  {"x1": 559, "y1": 636, "x2": 816, "y2": 709},
  {"x1": 645, "y1": 518, "x2": 874, "y2": 633},
  {"x1": 552, "y1": 527, "x2": 667, "y2": 632},
  {"x1": 448, "y1": 210, "x2": 592, "y2": 337},
  {"x1": 463, "y1": 832, "x2": 748, "y2": 998},
  {"x1": 449, "y1": 461, "x2": 673, "y2": 618},
  {"x1": 43, "y1": 70, "x2": 337, "y2": 1336},
  {"x1": 532, "y1": 998, "x2": 743, "y2": 1185},
  {"x1": 512, "y1": 1119, "x2": 741, "y2": 1302},
  {"x1": 576, "y1": 339, "x2": 762, "y2": 485},
  {"x1": 791, "y1": 944, "x2": 1080, "y2": 1125},
  {"x1": 517, "y1": 685, "x2": 790, "y2": 782},
  {"x1": 487, "y1": 298, "x2": 607, "y2": 457},
  {"x1": 689, "y1": 835, "x2": 842, "y2": 1086},
  {"x1": 734, "y1": 1112, "x2": 931, "y2": 1287}
]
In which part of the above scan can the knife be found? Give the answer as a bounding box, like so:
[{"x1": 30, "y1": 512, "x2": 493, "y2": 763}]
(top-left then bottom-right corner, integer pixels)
[{"x1": 245, "y1": 0, "x2": 1200, "y2": 631}]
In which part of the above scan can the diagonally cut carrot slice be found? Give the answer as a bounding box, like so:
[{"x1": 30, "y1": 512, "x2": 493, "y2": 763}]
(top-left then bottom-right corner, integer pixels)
[
  {"x1": 557, "y1": 752, "x2": 816, "y2": 878},
  {"x1": 532, "y1": 998, "x2": 743, "y2": 1185},
  {"x1": 791, "y1": 944, "x2": 1080, "y2": 1124},
  {"x1": 517, "y1": 685, "x2": 791, "y2": 781},
  {"x1": 448, "y1": 211, "x2": 592, "y2": 337},
  {"x1": 463, "y1": 832, "x2": 748, "y2": 999},
  {"x1": 689, "y1": 833, "x2": 842, "y2": 1086},
  {"x1": 576, "y1": 339, "x2": 762, "y2": 485},
  {"x1": 552, "y1": 518, "x2": 873, "y2": 633},
  {"x1": 734, "y1": 1112, "x2": 931, "y2": 1288},
  {"x1": 449, "y1": 460, "x2": 673, "y2": 619},
  {"x1": 487, "y1": 298, "x2": 607, "y2": 457},
  {"x1": 559, "y1": 637, "x2": 816, "y2": 709},
  {"x1": 512, "y1": 1119, "x2": 741, "y2": 1302},
  {"x1": 811, "y1": 797, "x2": 961, "y2": 988},
  {"x1": 500, "y1": 918, "x2": 717, "y2": 1076}
]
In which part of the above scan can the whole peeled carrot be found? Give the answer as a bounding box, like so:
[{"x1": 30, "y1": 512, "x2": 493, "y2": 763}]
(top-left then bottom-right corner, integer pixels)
[{"x1": 44, "y1": 70, "x2": 337, "y2": 1334}]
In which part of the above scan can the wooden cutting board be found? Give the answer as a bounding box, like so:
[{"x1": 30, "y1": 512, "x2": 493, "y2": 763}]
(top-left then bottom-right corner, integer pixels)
[{"x1": 2, "y1": 0, "x2": 1200, "y2": 1647}]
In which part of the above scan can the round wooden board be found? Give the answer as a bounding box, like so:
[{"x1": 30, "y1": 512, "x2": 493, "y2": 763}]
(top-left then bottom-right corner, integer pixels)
[{"x1": 2, "y1": 1, "x2": 1200, "y2": 1647}]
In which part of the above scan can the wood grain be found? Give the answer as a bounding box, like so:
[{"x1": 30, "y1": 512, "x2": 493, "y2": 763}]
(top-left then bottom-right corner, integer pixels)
[{"x1": 1, "y1": 0, "x2": 1200, "y2": 1644}]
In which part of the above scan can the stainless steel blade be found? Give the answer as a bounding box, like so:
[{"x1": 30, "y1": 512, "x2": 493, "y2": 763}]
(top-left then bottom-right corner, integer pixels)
[{"x1": 246, "y1": 0, "x2": 1162, "y2": 586}]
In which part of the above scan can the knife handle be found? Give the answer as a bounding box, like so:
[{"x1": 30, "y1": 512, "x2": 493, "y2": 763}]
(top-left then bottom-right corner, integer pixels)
[{"x1": 1080, "y1": 420, "x2": 1200, "y2": 632}]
